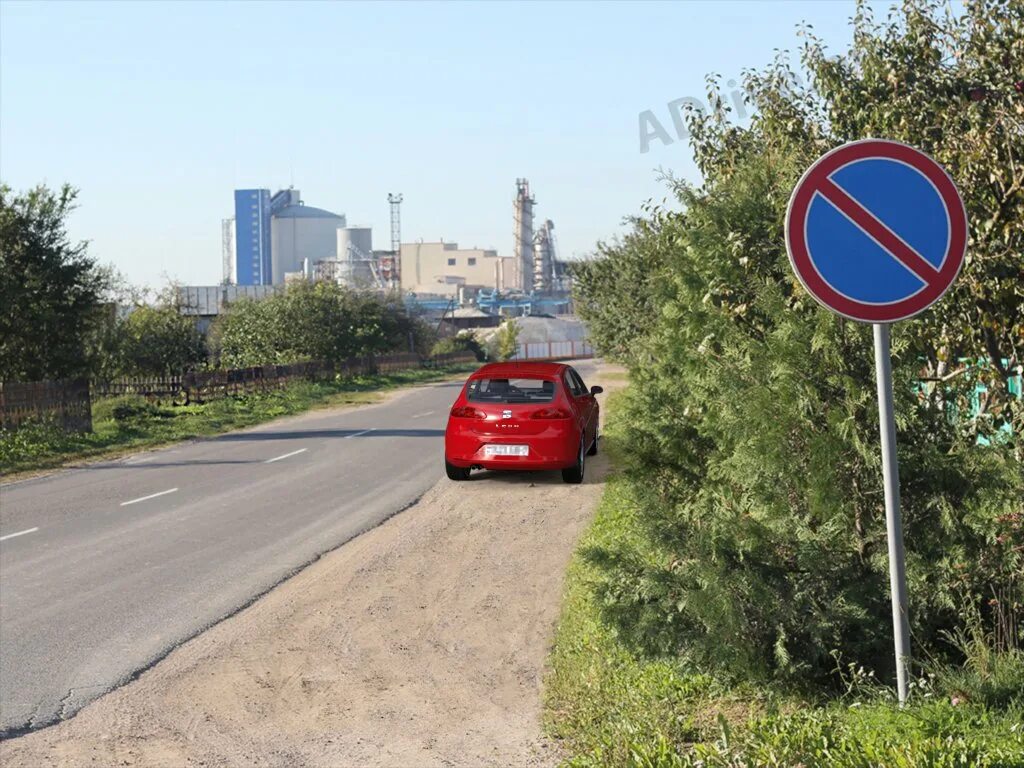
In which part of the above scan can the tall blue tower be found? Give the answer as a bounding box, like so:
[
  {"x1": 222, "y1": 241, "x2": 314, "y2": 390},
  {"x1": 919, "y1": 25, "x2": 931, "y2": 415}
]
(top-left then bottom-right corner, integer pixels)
[{"x1": 234, "y1": 189, "x2": 272, "y2": 285}]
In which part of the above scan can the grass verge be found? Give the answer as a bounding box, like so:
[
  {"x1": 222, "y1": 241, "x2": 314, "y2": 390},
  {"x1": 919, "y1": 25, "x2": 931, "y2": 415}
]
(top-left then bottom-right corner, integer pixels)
[
  {"x1": 545, "y1": 390, "x2": 1024, "y2": 767},
  {"x1": 0, "y1": 364, "x2": 478, "y2": 480}
]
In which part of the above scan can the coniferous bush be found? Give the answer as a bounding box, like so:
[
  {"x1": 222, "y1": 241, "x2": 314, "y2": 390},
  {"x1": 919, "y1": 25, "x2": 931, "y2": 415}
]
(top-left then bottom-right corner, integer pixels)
[{"x1": 572, "y1": 0, "x2": 1023, "y2": 686}]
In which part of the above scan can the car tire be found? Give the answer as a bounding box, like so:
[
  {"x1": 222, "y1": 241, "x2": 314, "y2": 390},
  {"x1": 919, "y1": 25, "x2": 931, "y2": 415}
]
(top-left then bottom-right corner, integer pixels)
[
  {"x1": 445, "y1": 459, "x2": 471, "y2": 481},
  {"x1": 587, "y1": 430, "x2": 598, "y2": 456},
  {"x1": 561, "y1": 441, "x2": 585, "y2": 484}
]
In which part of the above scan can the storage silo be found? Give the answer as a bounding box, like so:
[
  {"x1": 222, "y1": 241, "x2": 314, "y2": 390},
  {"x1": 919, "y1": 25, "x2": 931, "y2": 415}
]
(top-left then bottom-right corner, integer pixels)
[
  {"x1": 336, "y1": 227, "x2": 375, "y2": 287},
  {"x1": 270, "y1": 202, "x2": 347, "y2": 284}
]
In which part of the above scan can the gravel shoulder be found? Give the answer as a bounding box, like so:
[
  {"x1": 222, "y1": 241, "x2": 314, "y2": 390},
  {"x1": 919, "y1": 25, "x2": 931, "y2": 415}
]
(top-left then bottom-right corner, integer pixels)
[{"x1": 0, "y1": 364, "x2": 621, "y2": 767}]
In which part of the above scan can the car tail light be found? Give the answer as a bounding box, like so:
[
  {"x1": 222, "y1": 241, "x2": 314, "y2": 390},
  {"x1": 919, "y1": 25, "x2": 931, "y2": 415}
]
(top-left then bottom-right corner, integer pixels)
[
  {"x1": 531, "y1": 407, "x2": 571, "y2": 419},
  {"x1": 450, "y1": 405, "x2": 486, "y2": 419}
]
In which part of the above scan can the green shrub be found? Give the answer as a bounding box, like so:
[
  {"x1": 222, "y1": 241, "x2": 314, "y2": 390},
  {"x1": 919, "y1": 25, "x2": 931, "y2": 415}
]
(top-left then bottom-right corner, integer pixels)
[
  {"x1": 211, "y1": 282, "x2": 432, "y2": 368},
  {"x1": 0, "y1": 418, "x2": 74, "y2": 465},
  {"x1": 570, "y1": 0, "x2": 1023, "y2": 686},
  {"x1": 682, "y1": 702, "x2": 1024, "y2": 768},
  {"x1": 90, "y1": 395, "x2": 163, "y2": 422},
  {"x1": 431, "y1": 331, "x2": 487, "y2": 361},
  {"x1": 547, "y1": 392, "x2": 1024, "y2": 768},
  {"x1": 117, "y1": 304, "x2": 207, "y2": 376},
  {"x1": 489, "y1": 319, "x2": 520, "y2": 361}
]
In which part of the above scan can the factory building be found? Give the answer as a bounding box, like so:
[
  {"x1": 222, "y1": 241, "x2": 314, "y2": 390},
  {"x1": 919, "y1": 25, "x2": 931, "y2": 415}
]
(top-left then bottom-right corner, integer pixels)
[
  {"x1": 232, "y1": 189, "x2": 272, "y2": 285},
  {"x1": 218, "y1": 180, "x2": 566, "y2": 302},
  {"x1": 399, "y1": 241, "x2": 512, "y2": 297},
  {"x1": 224, "y1": 188, "x2": 366, "y2": 287},
  {"x1": 177, "y1": 284, "x2": 285, "y2": 332}
]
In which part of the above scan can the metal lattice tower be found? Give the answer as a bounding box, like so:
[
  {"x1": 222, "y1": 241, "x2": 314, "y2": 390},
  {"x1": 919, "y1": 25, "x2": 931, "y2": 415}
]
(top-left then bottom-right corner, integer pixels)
[{"x1": 388, "y1": 193, "x2": 403, "y2": 289}]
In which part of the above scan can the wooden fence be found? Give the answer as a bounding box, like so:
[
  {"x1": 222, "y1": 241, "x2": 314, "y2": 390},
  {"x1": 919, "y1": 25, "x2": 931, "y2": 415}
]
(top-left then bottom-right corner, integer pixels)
[
  {"x1": 0, "y1": 379, "x2": 93, "y2": 433},
  {"x1": 1, "y1": 351, "x2": 478, "y2": 433}
]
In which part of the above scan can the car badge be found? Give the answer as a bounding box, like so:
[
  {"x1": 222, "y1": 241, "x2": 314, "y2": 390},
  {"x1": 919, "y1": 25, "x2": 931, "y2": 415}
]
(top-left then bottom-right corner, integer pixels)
[{"x1": 502, "y1": 409, "x2": 512, "y2": 419}]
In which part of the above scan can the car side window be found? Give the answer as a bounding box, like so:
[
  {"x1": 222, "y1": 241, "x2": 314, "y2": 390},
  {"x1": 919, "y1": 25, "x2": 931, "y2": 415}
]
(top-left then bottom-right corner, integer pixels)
[
  {"x1": 570, "y1": 368, "x2": 588, "y2": 394},
  {"x1": 564, "y1": 369, "x2": 585, "y2": 397},
  {"x1": 563, "y1": 371, "x2": 579, "y2": 397},
  {"x1": 561, "y1": 370, "x2": 585, "y2": 399}
]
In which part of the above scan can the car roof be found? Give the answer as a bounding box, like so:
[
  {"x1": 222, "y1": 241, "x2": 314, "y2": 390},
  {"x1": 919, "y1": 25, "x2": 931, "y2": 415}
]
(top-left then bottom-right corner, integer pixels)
[{"x1": 470, "y1": 361, "x2": 569, "y2": 379}]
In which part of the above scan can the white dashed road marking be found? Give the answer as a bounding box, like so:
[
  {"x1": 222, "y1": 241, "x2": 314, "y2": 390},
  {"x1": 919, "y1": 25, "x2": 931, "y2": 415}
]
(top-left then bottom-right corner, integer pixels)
[
  {"x1": 264, "y1": 448, "x2": 308, "y2": 464},
  {"x1": 0, "y1": 527, "x2": 39, "y2": 542},
  {"x1": 120, "y1": 488, "x2": 179, "y2": 507}
]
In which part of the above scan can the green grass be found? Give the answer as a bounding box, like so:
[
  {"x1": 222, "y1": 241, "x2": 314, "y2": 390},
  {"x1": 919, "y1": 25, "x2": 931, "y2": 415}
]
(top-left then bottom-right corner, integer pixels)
[
  {"x1": 0, "y1": 363, "x2": 478, "y2": 478},
  {"x1": 545, "y1": 390, "x2": 1024, "y2": 768}
]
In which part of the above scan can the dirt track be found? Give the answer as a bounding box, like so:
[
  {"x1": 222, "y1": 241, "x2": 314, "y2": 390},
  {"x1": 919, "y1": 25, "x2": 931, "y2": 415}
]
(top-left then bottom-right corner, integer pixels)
[{"x1": 0, "y1": 369, "x2": 618, "y2": 768}]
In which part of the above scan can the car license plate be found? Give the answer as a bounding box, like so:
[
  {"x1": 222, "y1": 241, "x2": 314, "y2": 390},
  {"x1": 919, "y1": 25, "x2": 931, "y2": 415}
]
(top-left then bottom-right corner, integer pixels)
[{"x1": 484, "y1": 444, "x2": 529, "y2": 456}]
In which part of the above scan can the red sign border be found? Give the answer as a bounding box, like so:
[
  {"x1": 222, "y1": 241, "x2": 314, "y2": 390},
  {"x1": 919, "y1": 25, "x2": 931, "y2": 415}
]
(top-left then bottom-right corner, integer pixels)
[{"x1": 785, "y1": 139, "x2": 967, "y2": 323}]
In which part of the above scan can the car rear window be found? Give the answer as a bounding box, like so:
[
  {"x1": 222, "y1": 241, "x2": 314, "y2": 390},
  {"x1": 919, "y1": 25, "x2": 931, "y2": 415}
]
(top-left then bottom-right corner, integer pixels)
[{"x1": 466, "y1": 377, "x2": 557, "y2": 403}]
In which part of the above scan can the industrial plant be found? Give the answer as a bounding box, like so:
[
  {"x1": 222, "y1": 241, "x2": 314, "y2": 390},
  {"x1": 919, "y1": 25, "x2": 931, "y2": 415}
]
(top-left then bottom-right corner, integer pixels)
[
  {"x1": 199, "y1": 179, "x2": 573, "y2": 321},
  {"x1": 222, "y1": 188, "x2": 398, "y2": 290}
]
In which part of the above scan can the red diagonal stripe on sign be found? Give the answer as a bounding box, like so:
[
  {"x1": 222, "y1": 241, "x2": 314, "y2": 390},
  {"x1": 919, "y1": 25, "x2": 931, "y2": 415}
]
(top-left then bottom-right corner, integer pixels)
[{"x1": 817, "y1": 177, "x2": 942, "y2": 283}]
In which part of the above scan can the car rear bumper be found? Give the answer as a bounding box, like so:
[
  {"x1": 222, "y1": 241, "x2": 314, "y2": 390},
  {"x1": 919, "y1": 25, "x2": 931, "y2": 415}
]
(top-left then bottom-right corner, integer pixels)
[
  {"x1": 446, "y1": 456, "x2": 576, "y2": 471},
  {"x1": 445, "y1": 428, "x2": 579, "y2": 470}
]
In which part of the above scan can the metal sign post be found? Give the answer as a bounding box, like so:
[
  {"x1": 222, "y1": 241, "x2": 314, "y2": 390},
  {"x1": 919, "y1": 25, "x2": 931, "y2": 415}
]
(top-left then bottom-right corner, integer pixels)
[
  {"x1": 785, "y1": 139, "x2": 968, "y2": 704},
  {"x1": 872, "y1": 323, "x2": 911, "y2": 704}
]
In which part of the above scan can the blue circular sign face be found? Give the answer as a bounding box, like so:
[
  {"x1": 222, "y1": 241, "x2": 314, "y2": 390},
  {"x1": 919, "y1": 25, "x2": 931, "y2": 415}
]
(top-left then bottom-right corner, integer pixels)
[{"x1": 786, "y1": 139, "x2": 967, "y2": 323}]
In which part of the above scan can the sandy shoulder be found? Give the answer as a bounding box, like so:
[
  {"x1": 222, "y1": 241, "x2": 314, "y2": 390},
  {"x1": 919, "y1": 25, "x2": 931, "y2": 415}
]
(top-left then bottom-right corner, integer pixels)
[{"x1": 1, "y1": 364, "x2": 623, "y2": 768}]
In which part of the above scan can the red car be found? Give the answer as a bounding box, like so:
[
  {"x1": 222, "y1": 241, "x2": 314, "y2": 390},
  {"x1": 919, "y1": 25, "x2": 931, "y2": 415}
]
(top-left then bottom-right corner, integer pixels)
[{"x1": 444, "y1": 361, "x2": 602, "y2": 484}]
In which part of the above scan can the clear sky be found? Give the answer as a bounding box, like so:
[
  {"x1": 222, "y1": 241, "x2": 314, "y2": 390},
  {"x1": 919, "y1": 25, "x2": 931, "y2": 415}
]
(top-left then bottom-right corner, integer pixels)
[{"x1": 2, "y1": 0, "x2": 880, "y2": 289}]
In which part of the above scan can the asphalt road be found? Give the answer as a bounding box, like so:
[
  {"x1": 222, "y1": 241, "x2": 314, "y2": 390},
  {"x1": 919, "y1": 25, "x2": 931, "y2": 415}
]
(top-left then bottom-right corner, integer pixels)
[{"x1": 0, "y1": 361, "x2": 599, "y2": 737}]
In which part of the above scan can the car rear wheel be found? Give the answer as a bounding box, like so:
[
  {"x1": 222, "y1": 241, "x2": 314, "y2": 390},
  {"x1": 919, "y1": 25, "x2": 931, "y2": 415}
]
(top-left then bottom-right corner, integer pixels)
[
  {"x1": 445, "y1": 459, "x2": 471, "y2": 481},
  {"x1": 561, "y1": 441, "x2": 585, "y2": 484}
]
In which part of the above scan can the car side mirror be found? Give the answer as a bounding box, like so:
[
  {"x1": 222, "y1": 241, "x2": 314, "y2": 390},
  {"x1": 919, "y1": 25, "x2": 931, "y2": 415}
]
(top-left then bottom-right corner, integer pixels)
[{"x1": 590, "y1": 385, "x2": 603, "y2": 395}]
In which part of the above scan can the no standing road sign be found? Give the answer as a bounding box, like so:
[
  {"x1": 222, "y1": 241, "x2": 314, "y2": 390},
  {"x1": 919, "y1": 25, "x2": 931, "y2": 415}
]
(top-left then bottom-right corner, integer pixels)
[
  {"x1": 786, "y1": 139, "x2": 967, "y2": 322},
  {"x1": 785, "y1": 139, "x2": 968, "y2": 705}
]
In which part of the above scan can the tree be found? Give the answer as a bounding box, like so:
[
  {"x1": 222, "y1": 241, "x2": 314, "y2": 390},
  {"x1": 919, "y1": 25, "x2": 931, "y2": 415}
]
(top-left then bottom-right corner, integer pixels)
[
  {"x1": 431, "y1": 330, "x2": 487, "y2": 361},
  {"x1": 210, "y1": 295, "x2": 287, "y2": 369},
  {"x1": 570, "y1": 223, "x2": 670, "y2": 367},
  {"x1": 798, "y1": 0, "x2": 1024, "y2": 439},
  {"x1": 494, "y1": 319, "x2": 521, "y2": 361},
  {"x1": 118, "y1": 304, "x2": 206, "y2": 376},
  {"x1": 84, "y1": 268, "x2": 151, "y2": 381},
  {"x1": 573, "y1": 0, "x2": 1022, "y2": 685},
  {"x1": 0, "y1": 184, "x2": 109, "y2": 381},
  {"x1": 211, "y1": 281, "x2": 429, "y2": 368}
]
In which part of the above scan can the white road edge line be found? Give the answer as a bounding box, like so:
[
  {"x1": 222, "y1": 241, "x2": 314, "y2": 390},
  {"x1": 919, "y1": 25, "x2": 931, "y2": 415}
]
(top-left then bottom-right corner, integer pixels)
[
  {"x1": 264, "y1": 448, "x2": 308, "y2": 464},
  {"x1": 120, "y1": 488, "x2": 179, "y2": 507},
  {"x1": 0, "y1": 527, "x2": 39, "y2": 542},
  {"x1": 345, "y1": 428, "x2": 375, "y2": 439},
  {"x1": 411, "y1": 411, "x2": 435, "y2": 419}
]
